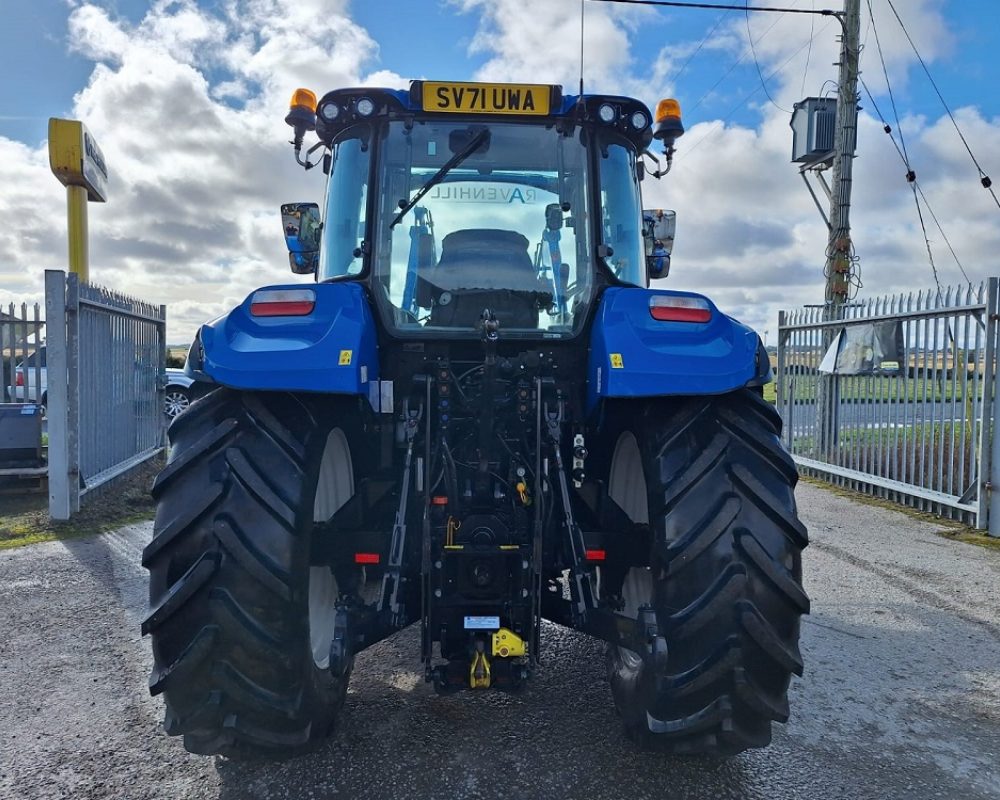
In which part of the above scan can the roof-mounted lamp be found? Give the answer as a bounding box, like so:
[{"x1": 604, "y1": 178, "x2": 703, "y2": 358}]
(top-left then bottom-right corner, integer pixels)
[
  {"x1": 649, "y1": 99, "x2": 685, "y2": 177},
  {"x1": 285, "y1": 88, "x2": 317, "y2": 168}
]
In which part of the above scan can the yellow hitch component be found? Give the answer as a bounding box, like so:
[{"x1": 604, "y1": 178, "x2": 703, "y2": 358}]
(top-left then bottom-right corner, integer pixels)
[
  {"x1": 491, "y1": 628, "x2": 526, "y2": 659},
  {"x1": 515, "y1": 481, "x2": 531, "y2": 506},
  {"x1": 470, "y1": 646, "x2": 491, "y2": 688}
]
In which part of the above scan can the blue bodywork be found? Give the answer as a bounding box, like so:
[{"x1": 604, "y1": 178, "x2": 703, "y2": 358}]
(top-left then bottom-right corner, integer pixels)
[
  {"x1": 587, "y1": 287, "x2": 761, "y2": 411},
  {"x1": 191, "y1": 282, "x2": 378, "y2": 400},
  {"x1": 192, "y1": 282, "x2": 762, "y2": 413}
]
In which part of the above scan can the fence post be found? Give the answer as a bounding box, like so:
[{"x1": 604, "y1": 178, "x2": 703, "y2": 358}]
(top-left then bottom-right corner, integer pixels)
[
  {"x1": 986, "y1": 279, "x2": 1000, "y2": 536},
  {"x1": 45, "y1": 271, "x2": 70, "y2": 520},
  {"x1": 776, "y1": 310, "x2": 788, "y2": 445},
  {"x1": 67, "y1": 273, "x2": 80, "y2": 513},
  {"x1": 158, "y1": 304, "x2": 167, "y2": 448}
]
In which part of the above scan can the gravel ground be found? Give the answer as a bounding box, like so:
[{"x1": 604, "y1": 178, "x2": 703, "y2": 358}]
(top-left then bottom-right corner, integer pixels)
[{"x1": 1, "y1": 482, "x2": 999, "y2": 800}]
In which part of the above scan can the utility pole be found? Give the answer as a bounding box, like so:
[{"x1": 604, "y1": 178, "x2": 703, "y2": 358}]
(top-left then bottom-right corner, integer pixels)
[
  {"x1": 824, "y1": 0, "x2": 861, "y2": 311},
  {"x1": 816, "y1": 0, "x2": 861, "y2": 455}
]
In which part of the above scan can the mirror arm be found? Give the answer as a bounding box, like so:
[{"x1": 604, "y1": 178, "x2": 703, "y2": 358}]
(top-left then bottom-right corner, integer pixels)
[
  {"x1": 295, "y1": 141, "x2": 327, "y2": 171},
  {"x1": 643, "y1": 146, "x2": 675, "y2": 179}
]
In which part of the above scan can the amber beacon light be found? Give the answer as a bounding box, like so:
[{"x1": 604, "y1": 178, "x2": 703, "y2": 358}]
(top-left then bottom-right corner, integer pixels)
[
  {"x1": 285, "y1": 88, "x2": 318, "y2": 163},
  {"x1": 653, "y1": 98, "x2": 684, "y2": 148}
]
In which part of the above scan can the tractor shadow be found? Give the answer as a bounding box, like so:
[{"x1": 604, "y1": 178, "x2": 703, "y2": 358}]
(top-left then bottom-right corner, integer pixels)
[{"x1": 213, "y1": 607, "x2": 1000, "y2": 800}]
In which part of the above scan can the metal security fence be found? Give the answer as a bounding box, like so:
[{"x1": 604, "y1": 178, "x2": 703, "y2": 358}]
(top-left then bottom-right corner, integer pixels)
[
  {"x1": 0, "y1": 302, "x2": 46, "y2": 490},
  {"x1": 46, "y1": 270, "x2": 166, "y2": 519},
  {"x1": 1, "y1": 302, "x2": 44, "y2": 406},
  {"x1": 777, "y1": 279, "x2": 1000, "y2": 533}
]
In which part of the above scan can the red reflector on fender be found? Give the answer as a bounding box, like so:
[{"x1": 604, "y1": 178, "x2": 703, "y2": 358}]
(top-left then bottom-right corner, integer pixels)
[
  {"x1": 585, "y1": 549, "x2": 606, "y2": 562},
  {"x1": 354, "y1": 552, "x2": 380, "y2": 565},
  {"x1": 250, "y1": 289, "x2": 316, "y2": 316},
  {"x1": 251, "y1": 300, "x2": 315, "y2": 316},
  {"x1": 649, "y1": 295, "x2": 712, "y2": 323}
]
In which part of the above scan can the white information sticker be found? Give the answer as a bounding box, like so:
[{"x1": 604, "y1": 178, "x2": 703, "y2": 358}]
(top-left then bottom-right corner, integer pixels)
[{"x1": 463, "y1": 616, "x2": 501, "y2": 630}]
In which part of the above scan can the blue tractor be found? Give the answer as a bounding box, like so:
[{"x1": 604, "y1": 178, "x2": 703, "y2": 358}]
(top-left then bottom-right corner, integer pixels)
[{"x1": 143, "y1": 81, "x2": 808, "y2": 759}]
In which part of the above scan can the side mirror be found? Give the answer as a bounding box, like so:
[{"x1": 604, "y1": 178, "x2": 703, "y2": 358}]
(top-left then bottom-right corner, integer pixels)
[
  {"x1": 288, "y1": 251, "x2": 319, "y2": 275},
  {"x1": 545, "y1": 203, "x2": 563, "y2": 231},
  {"x1": 281, "y1": 202, "x2": 321, "y2": 274},
  {"x1": 643, "y1": 209, "x2": 676, "y2": 279}
]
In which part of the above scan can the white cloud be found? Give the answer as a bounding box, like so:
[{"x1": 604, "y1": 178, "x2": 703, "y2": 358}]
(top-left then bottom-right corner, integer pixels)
[
  {"x1": 0, "y1": 0, "x2": 405, "y2": 340},
  {"x1": 628, "y1": 0, "x2": 1000, "y2": 335},
  {"x1": 0, "y1": 0, "x2": 997, "y2": 348},
  {"x1": 452, "y1": 0, "x2": 655, "y2": 100}
]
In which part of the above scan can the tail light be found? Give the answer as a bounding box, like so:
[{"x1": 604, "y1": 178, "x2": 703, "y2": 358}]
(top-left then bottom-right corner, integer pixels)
[
  {"x1": 649, "y1": 295, "x2": 712, "y2": 323},
  {"x1": 250, "y1": 288, "x2": 316, "y2": 317},
  {"x1": 15, "y1": 371, "x2": 24, "y2": 386}
]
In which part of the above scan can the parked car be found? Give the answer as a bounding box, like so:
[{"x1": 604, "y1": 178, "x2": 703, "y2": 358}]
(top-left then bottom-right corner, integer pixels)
[
  {"x1": 164, "y1": 368, "x2": 201, "y2": 419},
  {"x1": 5, "y1": 350, "x2": 203, "y2": 419},
  {"x1": 7, "y1": 347, "x2": 47, "y2": 410}
]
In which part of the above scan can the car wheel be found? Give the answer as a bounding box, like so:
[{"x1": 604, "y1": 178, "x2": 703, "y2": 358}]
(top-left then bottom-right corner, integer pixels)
[{"x1": 164, "y1": 386, "x2": 191, "y2": 419}]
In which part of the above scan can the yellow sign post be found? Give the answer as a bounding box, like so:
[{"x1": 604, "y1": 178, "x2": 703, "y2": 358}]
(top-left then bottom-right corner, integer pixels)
[{"x1": 48, "y1": 118, "x2": 109, "y2": 284}]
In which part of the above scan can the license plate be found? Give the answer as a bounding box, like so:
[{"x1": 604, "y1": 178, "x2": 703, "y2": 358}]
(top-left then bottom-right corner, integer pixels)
[
  {"x1": 422, "y1": 82, "x2": 551, "y2": 115},
  {"x1": 463, "y1": 615, "x2": 501, "y2": 630}
]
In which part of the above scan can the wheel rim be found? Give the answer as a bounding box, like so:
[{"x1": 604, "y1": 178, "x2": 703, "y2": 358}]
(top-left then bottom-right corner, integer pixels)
[
  {"x1": 609, "y1": 431, "x2": 649, "y2": 525},
  {"x1": 164, "y1": 391, "x2": 190, "y2": 418},
  {"x1": 310, "y1": 429, "x2": 354, "y2": 670},
  {"x1": 609, "y1": 430, "x2": 654, "y2": 668}
]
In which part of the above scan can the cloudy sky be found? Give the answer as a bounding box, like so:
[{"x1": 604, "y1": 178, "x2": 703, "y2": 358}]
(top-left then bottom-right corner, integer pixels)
[{"x1": 1, "y1": 0, "x2": 998, "y2": 343}]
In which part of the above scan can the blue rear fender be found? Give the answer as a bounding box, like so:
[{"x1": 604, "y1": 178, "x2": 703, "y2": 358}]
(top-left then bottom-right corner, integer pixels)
[
  {"x1": 189, "y1": 282, "x2": 379, "y2": 400},
  {"x1": 587, "y1": 287, "x2": 766, "y2": 411}
]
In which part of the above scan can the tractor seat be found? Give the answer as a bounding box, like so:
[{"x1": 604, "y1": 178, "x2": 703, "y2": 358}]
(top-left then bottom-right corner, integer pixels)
[{"x1": 417, "y1": 229, "x2": 550, "y2": 329}]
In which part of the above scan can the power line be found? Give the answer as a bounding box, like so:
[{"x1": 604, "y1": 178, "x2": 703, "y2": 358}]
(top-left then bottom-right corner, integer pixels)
[
  {"x1": 866, "y1": 0, "x2": 910, "y2": 170},
  {"x1": 687, "y1": 6, "x2": 792, "y2": 114},
  {"x1": 910, "y1": 182, "x2": 941, "y2": 291},
  {"x1": 863, "y1": 0, "x2": 942, "y2": 287},
  {"x1": 681, "y1": 22, "x2": 832, "y2": 157},
  {"x1": 885, "y1": 0, "x2": 1000, "y2": 213},
  {"x1": 800, "y1": 0, "x2": 815, "y2": 96},
  {"x1": 666, "y1": 11, "x2": 727, "y2": 86},
  {"x1": 746, "y1": 1, "x2": 791, "y2": 112},
  {"x1": 587, "y1": 0, "x2": 839, "y2": 18},
  {"x1": 860, "y1": 78, "x2": 970, "y2": 282}
]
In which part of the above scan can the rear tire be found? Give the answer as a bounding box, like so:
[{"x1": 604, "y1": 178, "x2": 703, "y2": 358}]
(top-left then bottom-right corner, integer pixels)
[
  {"x1": 603, "y1": 389, "x2": 809, "y2": 756},
  {"x1": 143, "y1": 389, "x2": 360, "y2": 759}
]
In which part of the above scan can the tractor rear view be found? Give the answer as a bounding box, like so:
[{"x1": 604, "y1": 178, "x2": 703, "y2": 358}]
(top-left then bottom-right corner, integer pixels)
[{"x1": 143, "y1": 80, "x2": 808, "y2": 759}]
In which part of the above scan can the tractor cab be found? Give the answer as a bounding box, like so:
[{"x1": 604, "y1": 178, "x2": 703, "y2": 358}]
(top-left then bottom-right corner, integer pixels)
[{"x1": 282, "y1": 81, "x2": 682, "y2": 339}]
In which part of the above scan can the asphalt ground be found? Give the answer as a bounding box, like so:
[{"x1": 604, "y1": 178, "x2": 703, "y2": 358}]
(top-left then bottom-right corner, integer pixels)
[{"x1": 1, "y1": 482, "x2": 999, "y2": 800}]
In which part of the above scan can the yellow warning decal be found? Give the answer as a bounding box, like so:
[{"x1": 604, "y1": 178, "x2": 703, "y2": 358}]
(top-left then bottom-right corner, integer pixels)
[
  {"x1": 610, "y1": 353, "x2": 624, "y2": 369},
  {"x1": 339, "y1": 350, "x2": 353, "y2": 366}
]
